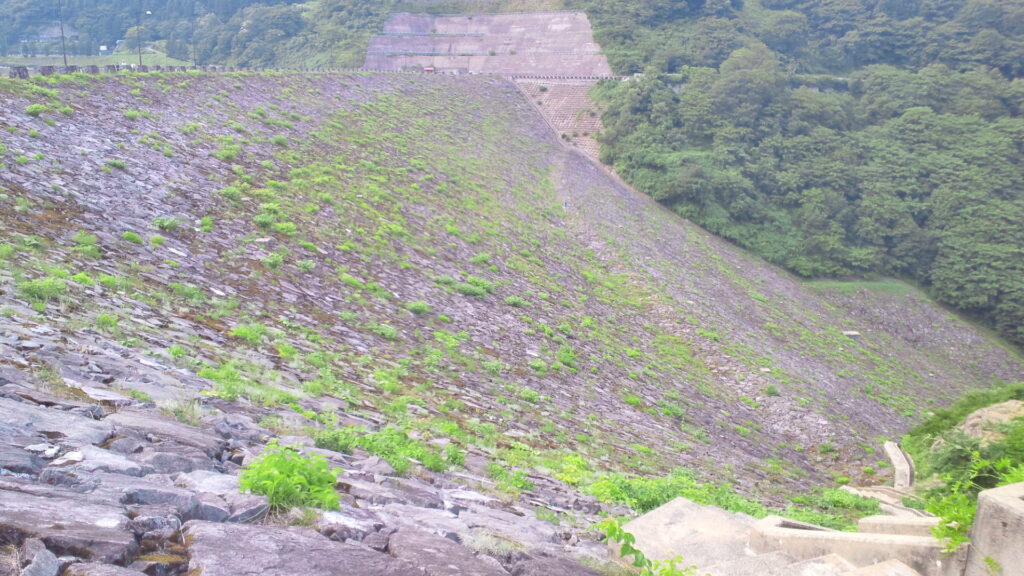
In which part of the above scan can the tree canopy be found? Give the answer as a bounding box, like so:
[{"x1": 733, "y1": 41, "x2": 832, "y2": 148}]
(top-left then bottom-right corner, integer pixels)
[{"x1": 580, "y1": 0, "x2": 1024, "y2": 346}]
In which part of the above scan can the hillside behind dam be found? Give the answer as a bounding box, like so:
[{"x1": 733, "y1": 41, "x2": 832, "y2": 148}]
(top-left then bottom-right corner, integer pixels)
[{"x1": 0, "y1": 69, "x2": 1022, "y2": 574}]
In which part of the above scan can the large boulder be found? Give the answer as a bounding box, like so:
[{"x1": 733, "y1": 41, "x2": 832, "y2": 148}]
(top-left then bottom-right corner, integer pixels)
[
  {"x1": 0, "y1": 482, "x2": 136, "y2": 563},
  {"x1": 511, "y1": 557, "x2": 604, "y2": 576},
  {"x1": 64, "y1": 563, "x2": 149, "y2": 576},
  {"x1": 105, "y1": 410, "x2": 224, "y2": 458},
  {"x1": 0, "y1": 397, "x2": 112, "y2": 447},
  {"x1": 389, "y1": 528, "x2": 509, "y2": 576},
  {"x1": 173, "y1": 470, "x2": 267, "y2": 522},
  {"x1": 961, "y1": 400, "x2": 1024, "y2": 446},
  {"x1": 0, "y1": 440, "x2": 44, "y2": 476},
  {"x1": 183, "y1": 521, "x2": 428, "y2": 576}
]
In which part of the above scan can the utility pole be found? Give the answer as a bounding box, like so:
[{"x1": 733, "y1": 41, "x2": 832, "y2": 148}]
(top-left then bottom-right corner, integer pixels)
[
  {"x1": 57, "y1": 0, "x2": 68, "y2": 68},
  {"x1": 136, "y1": 4, "x2": 151, "y2": 67},
  {"x1": 136, "y1": 4, "x2": 143, "y2": 67}
]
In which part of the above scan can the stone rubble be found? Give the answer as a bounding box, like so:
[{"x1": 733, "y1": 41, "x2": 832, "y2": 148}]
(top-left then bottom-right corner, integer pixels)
[{"x1": 0, "y1": 378, "x2": 610, "y2": 576}]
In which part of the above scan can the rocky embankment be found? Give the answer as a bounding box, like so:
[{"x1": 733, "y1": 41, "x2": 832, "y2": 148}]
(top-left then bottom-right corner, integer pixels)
[
  {"x1": 0, "y1": 70, "x2": 1022, "y2": 575},
  {"x1": 0, "y1": 382, "x2": 612, "y2": 576}
]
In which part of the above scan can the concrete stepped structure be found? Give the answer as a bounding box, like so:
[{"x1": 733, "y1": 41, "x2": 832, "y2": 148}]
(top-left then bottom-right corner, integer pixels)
[
  {"x1": 364, "y1": 11, "x2": 613, "y2": 76},
  {"x1": 617, "y1": 438, "x2": 1021, "y2": 575},
  {"x1": 619, "y1": 483, "x2": 1024, "y2": 576},
  {"x1": 365, "y1": 11, "x2": 615, "y2": 164},
  {"x1": 617, "y1": 497, "x2": 943, "y2": 576},
  {"x1": 845, "y1": 486, "x2": 933, "y2": 518}
]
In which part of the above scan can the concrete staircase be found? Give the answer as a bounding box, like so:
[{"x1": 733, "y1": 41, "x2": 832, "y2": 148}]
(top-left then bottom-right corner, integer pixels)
[
  {"x1": 617, "y1": 497, "x2": 952, "y2": 576},
  {"x1": 614, "y1": 440, "x2": 1022, "y2": 575}
]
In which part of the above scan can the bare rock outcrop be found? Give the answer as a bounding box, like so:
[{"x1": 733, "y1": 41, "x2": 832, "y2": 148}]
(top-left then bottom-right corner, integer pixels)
[{"x1": 962, "y1": 400, "x2": 1024, "y2": 445}]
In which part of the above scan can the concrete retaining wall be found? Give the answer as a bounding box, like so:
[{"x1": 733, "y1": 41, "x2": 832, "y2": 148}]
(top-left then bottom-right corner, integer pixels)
[
  {"x1": 964, "y1": 482, "x2": 1024, "y2": 576},
  {"x1": 884, "y1": 441, "x2": 915, "y2": 488},
  {"x1": 749, "y1": 516, "x2": 966, "y2": 576},
  {"x1": 365, "y1": 11, "x2": 612, "y2": 75},
  {"x1": 857, "y1": 516, "x2": 939, "y2": 537}
]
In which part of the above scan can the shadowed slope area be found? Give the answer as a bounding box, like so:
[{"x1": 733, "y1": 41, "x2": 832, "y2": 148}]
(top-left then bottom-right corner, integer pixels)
[{"x1": 0, "y1": 71, "x2": 1020, "y2": 501}]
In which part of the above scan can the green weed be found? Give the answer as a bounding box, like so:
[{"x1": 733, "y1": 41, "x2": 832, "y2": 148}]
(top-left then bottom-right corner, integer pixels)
[{"x1": 240, "y1": 441, "x2": 339, "y2": 511}]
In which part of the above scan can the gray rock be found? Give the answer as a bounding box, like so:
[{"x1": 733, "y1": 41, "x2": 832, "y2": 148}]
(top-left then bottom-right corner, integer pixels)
[
  {"x1": 182, "y1": 521, "x2": 428, "y2": 576},
  {"x1": 0, "y1": 397, "x2": 112, "y2": 446},
  {"x1": 0, "y1": 442, "x2": 43, "y2": 476},
  {"x1": 20, "y1": 546, "x2": 59, "y2": 576},
  {"x1": 352, "y1": 455, "x2": 397, "y2": 475},
  {"x1": 510, "y1": 557, "x2": 604, "y2": 576},
  {"x1": 105, "y1": 411, "x2": 223, "y2": 458},
  {"x1": 49, "y1": 451, "x2": 84, "y2": 467},
  {"x1": 173, "y1": 470, "x2": 238, "y2": 494},
  {"x1": 79, "y1": 387, "x2": 134, "y2": 408},
  {"x1": 93, "y1": 473, "x2": 201, "y2": 518},
  {"x1": 73, "y1": 446, "x2": 145, "y2": 477},
  {"x1": 208, "y1": 413, "x2": 264, "y2": 442},
  {"x1": 389, "y1": 528, "x2": 509, "y2": 576},
  {"x1": 339, "y1": 477, "x2": 406, "y2": 506},
  {"x1": 0, "y1": 483, "x2": 135, "y2": 563},
  {"x1": 24, "y1": 443, "x2": 60, "y2": 459},
  {"x1": 362, "y1": 530, "x2": 392, "y2": 552},
  {"x1": 316, "y1": 508, "x2": 384, "y2": 541},
  {"x1": 382, "y1": 504, "x2": 470, "y2": 537},
  {"x1": 173, "y1": 470, "x2": 267, "y2": 522},
  {"x1": 64, "y1": 563, "x2": 149, "y2": 576},
  {"x1": 133, "y1": 449, "x2": 213, "y2": 474},
  {"x1": 105, "y1": 437, "x2": 144, "y2": 455},
  {"x1": 0, "y1": 384, "x2": 98, "y2": 415},
  {"x1": 460, "y1": 506, "x2": 559, "y2": 549},
  {"x1": 20, "y1": 538, "x2": 49, "y2": 567},
  {"x1": 191, "y1": 492, "x2": 267, "y2": 523},
  {"x1": 389, "y1": 477, "x2": 444, "y2": 509}
]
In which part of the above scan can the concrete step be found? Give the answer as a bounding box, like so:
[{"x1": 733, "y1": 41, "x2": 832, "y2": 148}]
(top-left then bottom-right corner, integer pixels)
[
  {"x1": 703, "y1": 550, "x2": 796, "y2": 575},
  {"x1": 844, "y1": 486, "x2": 932, "y2": 518},
  {"x1": 767, "y1": 553, "x2": 856, "y2": 576},
  {"x1": 841, "y1": 559, "x2": 923, "y2": 576},
  {"x1": 619, "y1": 497, "x2": 757, "y2": 570},
  {"x1": 857, "y1": 515, "x2": 938, "y2": 537}
]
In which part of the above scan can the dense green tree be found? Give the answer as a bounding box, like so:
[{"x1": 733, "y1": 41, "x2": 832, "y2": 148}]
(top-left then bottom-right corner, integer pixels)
[{"x1": 589, "y1": 1, "x2": 1024, "y2": 345}]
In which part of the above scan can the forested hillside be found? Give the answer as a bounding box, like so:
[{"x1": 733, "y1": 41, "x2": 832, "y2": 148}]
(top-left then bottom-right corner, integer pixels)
[
  {"x1": 0, "y1": 0, "x2": 390, "y2": 67},
  {"x1": 577, "y1": 0, "x2": 1024, "y2": 346}
]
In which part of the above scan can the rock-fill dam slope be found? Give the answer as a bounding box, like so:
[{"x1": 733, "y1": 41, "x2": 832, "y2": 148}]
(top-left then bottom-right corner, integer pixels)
[
  {"x1": 2, "y1": 69, "x2": 1022, "y2": 489},
  {"x1": 0, "y1": 71, "x2": 1021, "y2": 573}
]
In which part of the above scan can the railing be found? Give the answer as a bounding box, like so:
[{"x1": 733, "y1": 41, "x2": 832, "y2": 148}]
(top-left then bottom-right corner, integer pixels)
[{"x1": 2, "y1": 64, "x2": 622, "y2": 81}]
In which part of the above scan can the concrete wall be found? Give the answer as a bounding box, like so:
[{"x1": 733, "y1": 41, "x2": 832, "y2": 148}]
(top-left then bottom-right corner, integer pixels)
[
  {"x1": 884, "y1": 441, "x2": 915, "y2": 488},
  {"x1": 749, "y1": 516, "x2": 966, "y2": 576},
  {"x1": 858, "y1": 516, "x2": 940, "y2": 538},
  {"x1": 364, "y1": 11, "x2": 613, "y2": 76},
  {"x1": 964, "y1": 482, "x2": 1024, "y2": 576}
]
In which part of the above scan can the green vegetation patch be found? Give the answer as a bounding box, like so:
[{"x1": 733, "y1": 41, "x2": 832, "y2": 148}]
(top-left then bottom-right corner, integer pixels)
[
  {"x1": 584, "y1": 469, "x2": 879, "y2": 530},
  {"x1": 240, "y1": 441, "x2": 339, "y2": 511}
]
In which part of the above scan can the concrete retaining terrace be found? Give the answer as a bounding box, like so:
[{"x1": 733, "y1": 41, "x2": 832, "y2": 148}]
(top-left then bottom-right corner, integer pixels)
[
  {"x1": 748, "y1": 516, "x2": 965, "y2": 576},
  {"x1": 964, "y1": 482, "x2": 1024, "y2": 576},
  {"x1": 363, "y1": 11, "x2": 612, "y2": 75},
  {"x1": 856, "y1": 516, "x2": 940, "y2": 537}
]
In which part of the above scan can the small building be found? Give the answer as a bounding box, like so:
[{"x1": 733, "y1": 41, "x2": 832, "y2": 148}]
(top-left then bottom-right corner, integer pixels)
[{"x1": 24, "y1": 24, "x2": 78, "y2": 43}]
